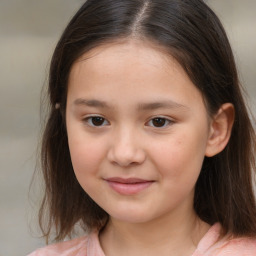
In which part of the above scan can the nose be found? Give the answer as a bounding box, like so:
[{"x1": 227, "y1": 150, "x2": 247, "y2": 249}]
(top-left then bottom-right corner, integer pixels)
[{"x1": 107, "y1": 128, "x2": 146, "y2": 167}]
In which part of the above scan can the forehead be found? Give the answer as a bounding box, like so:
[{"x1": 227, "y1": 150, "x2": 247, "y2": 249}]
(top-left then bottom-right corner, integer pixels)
[
  {"x1": 69, "y1": 40, "x2": 187, "y2": 87},
  {"x1": 67, "y1": 39, "x2": 205, "y2": 111},
  {"x1": 71, "y1": 40, "x2": 176, "y2": 75}
]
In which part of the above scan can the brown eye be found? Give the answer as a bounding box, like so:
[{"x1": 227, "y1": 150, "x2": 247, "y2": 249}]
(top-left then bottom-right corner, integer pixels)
[
  {"x1": 85, "y1": 116, "x2": 109, "y2": 127},
  {"x1": 152, "y1": 118, "x2": 166, "y2": 127},
  {"x1": 147, "y1": 117, "x2": 172, "y2": 128}
]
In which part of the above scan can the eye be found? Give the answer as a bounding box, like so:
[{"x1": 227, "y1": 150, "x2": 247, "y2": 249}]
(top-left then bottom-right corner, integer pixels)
[
  {"x1": 146, "y1": 117, "x2": 173, "y2": 128},
  {"x1": 84, "y1": 116, "x2": 109, "y2": 127}
]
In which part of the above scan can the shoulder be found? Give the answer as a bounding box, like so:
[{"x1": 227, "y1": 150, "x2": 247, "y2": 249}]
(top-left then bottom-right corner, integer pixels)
[
  {"x1": 195, "y1": 223, "x2": 256, "y2": 256},
  {"x1": 213, "y1": 236, "x2": 256, "y2": 256},
  {"x1": 27, "y1": 235, "x2": 89, "y2": 256},
  {"x1": 27, "y1": 230, "x2": 105, "y2": 256}
]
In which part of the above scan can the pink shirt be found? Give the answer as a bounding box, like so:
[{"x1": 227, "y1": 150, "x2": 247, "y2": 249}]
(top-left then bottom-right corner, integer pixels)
[{"x1": 28, "y1": 223, "x2": 256, "y2": 255}]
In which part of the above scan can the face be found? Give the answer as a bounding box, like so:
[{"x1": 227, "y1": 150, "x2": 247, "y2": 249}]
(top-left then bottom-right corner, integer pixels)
[{"x1": 66, "y1": 40, "x2": 212, "y2": 224}]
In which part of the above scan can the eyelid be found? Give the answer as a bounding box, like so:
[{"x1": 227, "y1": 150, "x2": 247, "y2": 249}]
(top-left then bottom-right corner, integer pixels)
[
  {"x1": 82, "y1": 114, "x2": 110, "y2": 127},
  {"x1": 145, "y1": 116, "x2": 175, "y2": 128}
]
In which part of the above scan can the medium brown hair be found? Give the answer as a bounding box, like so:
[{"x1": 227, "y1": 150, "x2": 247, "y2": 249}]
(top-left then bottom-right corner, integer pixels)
[{"x1": 39, "y1": 0, "x2": 256, "y2": 242}]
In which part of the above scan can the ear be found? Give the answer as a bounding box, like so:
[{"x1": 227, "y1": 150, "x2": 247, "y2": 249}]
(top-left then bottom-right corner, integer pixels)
[{"x1": 205, "y1": 103, "x2": 235, "y2": 157}]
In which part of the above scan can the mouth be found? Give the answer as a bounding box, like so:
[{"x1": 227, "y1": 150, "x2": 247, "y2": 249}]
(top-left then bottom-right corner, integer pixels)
[{"x1": 104, "y1": 177, "x2": 154, "y2": 195}]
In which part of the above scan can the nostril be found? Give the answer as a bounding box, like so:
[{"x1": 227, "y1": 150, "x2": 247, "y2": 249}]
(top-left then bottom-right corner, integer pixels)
[{"x1": 107, "y1": 144, "x2": 146, "y2": 167}]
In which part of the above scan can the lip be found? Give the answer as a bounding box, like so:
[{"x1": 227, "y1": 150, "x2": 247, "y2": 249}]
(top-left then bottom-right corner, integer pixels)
[{"x1": 104, "y1": 177, "x2": 154, "y2": 195}]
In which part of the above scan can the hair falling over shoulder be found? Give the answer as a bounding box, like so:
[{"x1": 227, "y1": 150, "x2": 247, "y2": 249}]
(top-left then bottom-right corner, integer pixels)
[{"x1": 37, "y1": 0, "x2": 256, "y2": 242}]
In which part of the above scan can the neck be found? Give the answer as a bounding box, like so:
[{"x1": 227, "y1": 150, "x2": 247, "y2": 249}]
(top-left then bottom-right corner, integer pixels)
[{"x1": 99, "y1": 210, "x2": 210, "y2": 256}]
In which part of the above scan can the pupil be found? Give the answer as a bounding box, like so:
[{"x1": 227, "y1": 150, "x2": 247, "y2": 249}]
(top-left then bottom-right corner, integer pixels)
[
  {"x1": 92, "y1": 117, "x2": 104, "y2": 126},
  {"x1": 152, "y1": 118, "x2": 166, "y2": 127}
]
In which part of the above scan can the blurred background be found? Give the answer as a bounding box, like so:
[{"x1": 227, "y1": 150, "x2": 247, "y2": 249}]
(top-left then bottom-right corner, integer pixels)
[{"x1": 0, "y1": 1, "x2": 255, "y2": 255}]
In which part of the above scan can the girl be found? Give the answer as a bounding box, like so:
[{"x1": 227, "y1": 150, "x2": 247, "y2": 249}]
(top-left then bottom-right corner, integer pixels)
[{"x1": 29, "y1": 0, "x2": 256, "y2": 255}]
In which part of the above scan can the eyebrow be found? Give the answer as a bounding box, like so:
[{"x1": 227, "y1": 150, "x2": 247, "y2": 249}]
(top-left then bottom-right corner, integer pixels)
[
  {"x1": 137, "y1": 101, "x2": 188, "y2": 111},
  {"x1": 73, "y1": 98, "x2": 188, "y2": 111},
  {"x1": 74, "y1": 98, "x2": 110, "y2": 108}
]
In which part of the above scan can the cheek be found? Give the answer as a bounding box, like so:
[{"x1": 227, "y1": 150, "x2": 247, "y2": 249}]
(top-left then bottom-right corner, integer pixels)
[
  {"x1": 68, "y1": 138, "x2": 107, "y2": 197},
  {"x1": 68, "y1": 132, "x2": 105, "y2": 177},
  {"x1": 151, "y1": 131, "x2": 206, "y2": 180}
]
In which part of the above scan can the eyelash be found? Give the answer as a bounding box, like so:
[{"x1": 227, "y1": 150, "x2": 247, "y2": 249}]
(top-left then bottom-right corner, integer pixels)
[
  {"x1": 146, "y1": 117, "x2": 174, "y2": 128},
  {"x1": 83, "y1": 115, "x2": 110, "y2": 127},
  {"x1": 82, "y1": 115, "x2": 174, "y2": 128}
]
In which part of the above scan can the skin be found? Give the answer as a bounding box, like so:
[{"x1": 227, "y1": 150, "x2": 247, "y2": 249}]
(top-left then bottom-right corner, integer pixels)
[{"x1": 66, "y1": 40, "x2": 234, "y2": 256}]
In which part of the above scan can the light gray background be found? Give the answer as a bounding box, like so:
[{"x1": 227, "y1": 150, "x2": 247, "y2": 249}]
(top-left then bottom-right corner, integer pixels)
[{"x1": 0, "y1": 1, "x2": 255, "y2": 256}]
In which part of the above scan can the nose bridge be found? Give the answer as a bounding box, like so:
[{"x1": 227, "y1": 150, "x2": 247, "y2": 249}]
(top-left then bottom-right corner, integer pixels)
[{"x1": 108, "y1": 124, "x2": 145, "y2": 167}]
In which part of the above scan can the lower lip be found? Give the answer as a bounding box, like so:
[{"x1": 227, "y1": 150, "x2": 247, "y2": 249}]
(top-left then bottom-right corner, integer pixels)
[{"x1": 106, "y1": 181, "x2": 153, "y2": 195}]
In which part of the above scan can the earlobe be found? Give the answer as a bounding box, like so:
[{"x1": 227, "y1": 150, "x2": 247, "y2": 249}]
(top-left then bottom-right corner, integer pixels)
[{"x1": 205, "y1": 103, "x2": 235, "y2": 157}]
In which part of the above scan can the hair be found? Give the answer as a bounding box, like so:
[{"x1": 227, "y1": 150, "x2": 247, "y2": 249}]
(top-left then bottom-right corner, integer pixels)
[{"x1": 39, "y1": 0, "x2": 256, "y2": 242}]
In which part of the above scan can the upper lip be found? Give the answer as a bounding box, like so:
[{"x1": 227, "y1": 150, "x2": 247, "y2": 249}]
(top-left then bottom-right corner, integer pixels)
[{"x1": 105, "y1": 177, "x2": 152, "y2": 183}]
